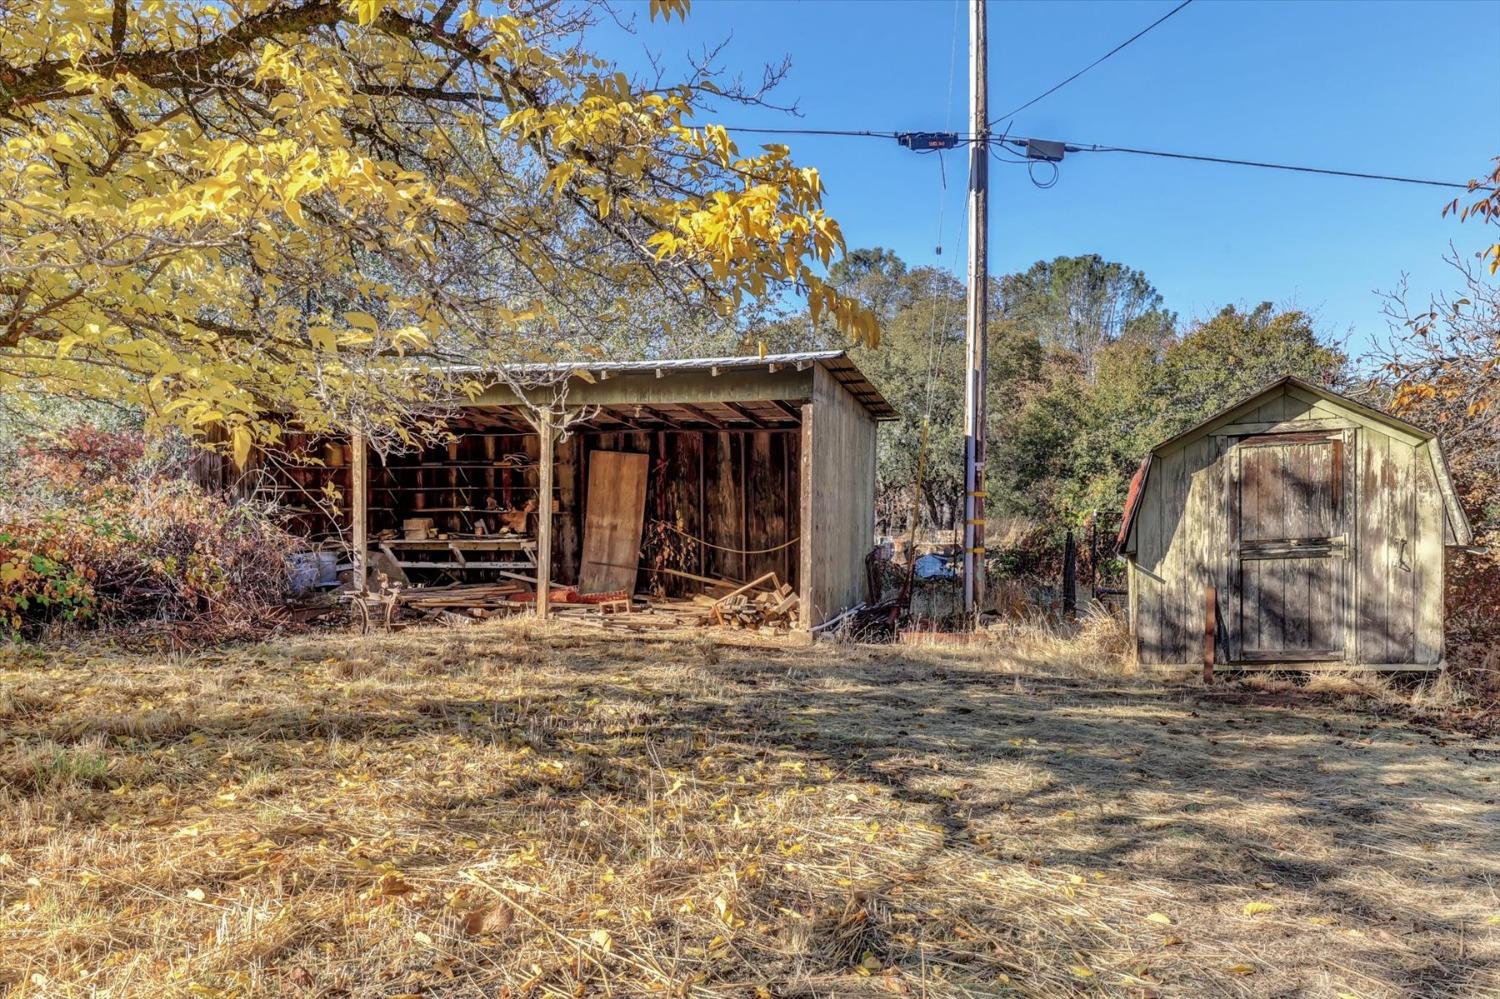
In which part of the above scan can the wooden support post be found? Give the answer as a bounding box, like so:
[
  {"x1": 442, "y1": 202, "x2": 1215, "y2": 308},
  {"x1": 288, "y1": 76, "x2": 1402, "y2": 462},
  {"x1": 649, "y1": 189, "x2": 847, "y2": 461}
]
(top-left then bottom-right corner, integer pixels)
[
  {"x1": 1203, "y1": 585, "x2": 1216, "y2": 684},
  {"x1": 1062, "y1": 529, "x2": 1077, "y2": 616},
  {"x1": 961, "y1": 0, "x2": 989, "y2": 622},
  {"x1": 351, "y1": 429, "x2": 368, "y2": 593},
  {"x1": 535, "y1": 412, "x2": 555, "y2": 620}
]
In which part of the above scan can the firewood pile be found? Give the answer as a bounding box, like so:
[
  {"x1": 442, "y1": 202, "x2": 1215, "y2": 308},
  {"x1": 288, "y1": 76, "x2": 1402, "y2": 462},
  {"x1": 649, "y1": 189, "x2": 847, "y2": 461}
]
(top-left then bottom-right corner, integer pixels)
[
  {"x1": 349, "y1": 582, "x2": 531, "y2": 629},
  {"x1": 400, "y1": 582, "x2": 526, "y2": 616},
  {"x1": 708, "y1": 573, "x2": 799, "y2": 630}
]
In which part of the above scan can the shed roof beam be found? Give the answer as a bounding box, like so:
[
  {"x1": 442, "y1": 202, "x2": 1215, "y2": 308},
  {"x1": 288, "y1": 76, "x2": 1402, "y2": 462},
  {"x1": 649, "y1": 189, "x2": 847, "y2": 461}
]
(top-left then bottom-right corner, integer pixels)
[
  {"x1": 678, "y1": 403, "x2": 728, "y2": 429},
  {"x1": 723, "y1": 401, "x2": 768, "y2": 428}
]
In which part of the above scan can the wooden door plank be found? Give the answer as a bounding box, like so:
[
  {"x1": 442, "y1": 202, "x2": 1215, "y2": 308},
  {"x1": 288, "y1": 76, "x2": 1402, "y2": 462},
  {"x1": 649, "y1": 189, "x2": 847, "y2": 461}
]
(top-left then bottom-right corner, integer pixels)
[{"x1": 579, "y1": 450, "x2": 649, "y2": 594}]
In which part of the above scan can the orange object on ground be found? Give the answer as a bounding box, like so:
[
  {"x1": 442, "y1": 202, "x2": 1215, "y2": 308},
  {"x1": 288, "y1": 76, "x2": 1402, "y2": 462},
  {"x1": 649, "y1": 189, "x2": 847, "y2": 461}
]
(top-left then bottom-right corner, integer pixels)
[{"x1": 509, "y1": 587, "x2": 582, "y2": 604}]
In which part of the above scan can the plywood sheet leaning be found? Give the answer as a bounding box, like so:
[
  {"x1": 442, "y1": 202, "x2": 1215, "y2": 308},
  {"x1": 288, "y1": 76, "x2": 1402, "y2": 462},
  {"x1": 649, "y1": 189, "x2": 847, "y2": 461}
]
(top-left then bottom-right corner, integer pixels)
[{"x1": 579, "y1": 450, "x2": 650, "y2": 594}]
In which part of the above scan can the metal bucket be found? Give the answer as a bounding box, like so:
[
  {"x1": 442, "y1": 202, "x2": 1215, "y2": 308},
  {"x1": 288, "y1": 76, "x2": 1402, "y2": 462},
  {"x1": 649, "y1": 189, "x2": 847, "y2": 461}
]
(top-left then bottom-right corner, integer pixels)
[
  {"x1": 287, "y1": 553, "x2": 320, "y2": 595},
  {"x1": 287, "y1": 550, "x2": 341, "y2": 594}
]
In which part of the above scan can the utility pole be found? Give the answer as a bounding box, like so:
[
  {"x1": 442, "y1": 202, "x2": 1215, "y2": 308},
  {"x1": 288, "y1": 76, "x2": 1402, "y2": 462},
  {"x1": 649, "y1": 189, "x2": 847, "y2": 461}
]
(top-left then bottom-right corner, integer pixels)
[{"x1": 962, "y1": 0, "x2": 989, "y2": 620}]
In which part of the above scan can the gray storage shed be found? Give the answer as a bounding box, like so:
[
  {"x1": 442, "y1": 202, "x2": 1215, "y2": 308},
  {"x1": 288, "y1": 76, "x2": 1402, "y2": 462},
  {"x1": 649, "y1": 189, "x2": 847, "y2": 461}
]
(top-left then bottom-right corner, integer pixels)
[{"x1": 1118, "y1": 376, "x2": 1472, "y2": 670}]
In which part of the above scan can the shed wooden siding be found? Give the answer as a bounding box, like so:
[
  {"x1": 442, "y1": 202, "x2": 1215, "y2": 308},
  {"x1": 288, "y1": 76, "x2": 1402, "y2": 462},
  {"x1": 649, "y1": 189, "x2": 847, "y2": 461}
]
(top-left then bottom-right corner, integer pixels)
[
  {"x1": 1125, "y1": 382, "x2": 1452, "y2": 668},
  {"x1": 800, "y1": 365, "x2": 877, "y2": 623},
  {"x1": 551, "y1": 430, "x2": 800, "y2": 592}
]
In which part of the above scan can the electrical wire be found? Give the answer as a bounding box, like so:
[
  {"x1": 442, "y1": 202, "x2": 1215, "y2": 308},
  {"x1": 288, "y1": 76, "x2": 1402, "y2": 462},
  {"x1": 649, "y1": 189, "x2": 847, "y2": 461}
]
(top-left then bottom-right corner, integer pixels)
[
  {"x1": 1027, "y1": 160, "x2": 1060, "y2": 189},
  {"x1": 996, "y1": 137, "x2": 1487, "y2": 190},
  {"x1": 721, "y1": 126, "x2": 900, "y2": 139},
  {"x1": 988, "y1": 0, "x2": 1195, "y2": 125},
  {"x1": 718, "y1": 125, "x2": 1483, "y2": 191},
  {"x1": 722, "y1": 126, "x2": 982, "y2": 146}
]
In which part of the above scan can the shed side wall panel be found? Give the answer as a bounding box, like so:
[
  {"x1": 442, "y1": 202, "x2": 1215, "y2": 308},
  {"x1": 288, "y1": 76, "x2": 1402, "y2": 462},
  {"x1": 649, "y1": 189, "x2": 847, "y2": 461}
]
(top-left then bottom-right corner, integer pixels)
[
  {"x1": 1354, "y1": 425, "x2": 1442, "y2": 665},
  {"x1": 805, "y1": 365, "x2": 876, "y2": 624},
  {"x1": 1134, "y1": 438, "x2": 1222, "y2": 664}
]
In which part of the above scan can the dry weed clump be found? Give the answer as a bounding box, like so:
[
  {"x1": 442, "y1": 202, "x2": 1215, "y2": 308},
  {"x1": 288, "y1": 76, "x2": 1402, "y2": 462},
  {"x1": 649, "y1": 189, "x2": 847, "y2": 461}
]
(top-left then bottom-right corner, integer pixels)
[
  {"x1": 0, "y1": 623, "x2": 1497, "y2": 998},
  {"x1": 982, "y1": 604, "x2": 1137, "y2": 678}
]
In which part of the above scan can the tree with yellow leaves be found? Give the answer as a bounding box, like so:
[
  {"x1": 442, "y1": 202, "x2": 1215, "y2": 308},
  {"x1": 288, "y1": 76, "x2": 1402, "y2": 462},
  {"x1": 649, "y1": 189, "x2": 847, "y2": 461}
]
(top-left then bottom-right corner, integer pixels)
[{"x1": 0, "y1": 0, "x2": 875, "y2": 461}]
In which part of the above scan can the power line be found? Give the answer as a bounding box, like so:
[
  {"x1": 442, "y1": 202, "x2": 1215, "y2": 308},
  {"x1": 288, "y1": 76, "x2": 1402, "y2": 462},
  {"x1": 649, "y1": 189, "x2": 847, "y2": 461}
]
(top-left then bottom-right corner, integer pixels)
[
  {"x1": 989, "y1": 0, "x2": 1195, "y2": 126},
  {"x1": 723, "y1": 126, "x2": 899, "y2": 139},
  {"x1": 999, "y1": 137, "x2": 1485, "y2": 190},
  {"x1": 718, "y1": 126, "x2": 1487, "y2": 192}
]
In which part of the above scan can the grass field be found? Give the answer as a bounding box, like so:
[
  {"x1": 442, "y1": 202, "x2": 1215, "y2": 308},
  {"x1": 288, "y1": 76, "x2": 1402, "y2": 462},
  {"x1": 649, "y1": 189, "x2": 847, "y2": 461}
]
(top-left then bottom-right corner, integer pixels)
[{"x1": 2, "y1": 619, "x2": 1498, "y2": 998}]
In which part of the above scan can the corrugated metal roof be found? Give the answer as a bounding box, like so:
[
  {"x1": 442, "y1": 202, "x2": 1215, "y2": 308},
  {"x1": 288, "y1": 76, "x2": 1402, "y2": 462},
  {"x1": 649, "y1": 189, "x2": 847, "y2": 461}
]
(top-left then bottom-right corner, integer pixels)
[{"x1": 443, "y1": 351, "x2": 898, "y2": 420}]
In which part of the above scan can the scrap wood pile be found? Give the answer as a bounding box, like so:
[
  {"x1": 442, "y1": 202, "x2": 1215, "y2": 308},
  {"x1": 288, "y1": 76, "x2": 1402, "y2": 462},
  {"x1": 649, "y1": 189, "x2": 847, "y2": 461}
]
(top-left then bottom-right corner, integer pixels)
[
  {"x1": 357, "y1": 568, "x2": 800, "y2": 636},
  {"x1": 705, "y1": 571, "x2": 799, "y2": 630},
  {"x1": 354, "y1": 582, "x2": 529, "y2": 629},
  {"x1": 571, "y1": 568, "x2": 799, "y2": 634}
]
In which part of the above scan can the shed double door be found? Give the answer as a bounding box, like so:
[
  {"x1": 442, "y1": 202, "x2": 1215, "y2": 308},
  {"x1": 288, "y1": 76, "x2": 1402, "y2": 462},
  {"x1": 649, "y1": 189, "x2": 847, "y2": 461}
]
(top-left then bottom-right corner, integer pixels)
[{"x1": 1230, "y1": 430, "x2": 1350, "y2": 662}]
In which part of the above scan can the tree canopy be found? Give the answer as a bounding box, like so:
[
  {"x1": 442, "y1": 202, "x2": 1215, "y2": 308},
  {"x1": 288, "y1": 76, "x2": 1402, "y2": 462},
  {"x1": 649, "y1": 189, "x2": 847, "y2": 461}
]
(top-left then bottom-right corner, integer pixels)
[
  {"x1": 0, "y1": 0, "x2": 875, "y2": 461},
  {"x1": 764, "y1": 247, "x2": 1350, "y2": 538}
]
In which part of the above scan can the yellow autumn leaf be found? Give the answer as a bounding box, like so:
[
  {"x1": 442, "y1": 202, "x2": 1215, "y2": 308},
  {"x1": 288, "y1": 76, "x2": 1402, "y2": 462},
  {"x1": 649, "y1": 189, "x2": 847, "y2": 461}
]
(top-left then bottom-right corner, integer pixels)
[
  {"x1": 309, "y1": 326, "x2": 337, "y2": 353},
  {"x1": 1242, "y1": 902, "x2": 1276, "y2": 917},
  {"x1": 231, "y1": 426, "x2": 253, "y2": 470},
  {"x1": 1225, "y1": 963, "x2": 1256, "y2": 975},
  {"x1": 1146, "y1": 912, "x2": 1173, "y2": 925},
  {"x1": 346, "y1": 0, "x2": 387, "y2": 26},
  {"x1": 1070, "y1": 965, "x2": 1094, "y2": 978}
]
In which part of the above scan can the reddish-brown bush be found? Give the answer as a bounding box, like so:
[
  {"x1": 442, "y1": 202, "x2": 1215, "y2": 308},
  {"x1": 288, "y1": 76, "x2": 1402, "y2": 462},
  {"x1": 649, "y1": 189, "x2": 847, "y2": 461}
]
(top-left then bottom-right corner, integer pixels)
[{"x1": 1, "y1": 426, "x2": 299, "y2": 639}]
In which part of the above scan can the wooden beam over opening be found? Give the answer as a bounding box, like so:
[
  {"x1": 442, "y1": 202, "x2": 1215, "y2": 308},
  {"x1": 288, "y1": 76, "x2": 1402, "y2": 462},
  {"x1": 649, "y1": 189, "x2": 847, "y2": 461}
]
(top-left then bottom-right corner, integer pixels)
[
  {"x1": 679, "y1": 403, "x2": 728, "y2": 430},
  {"x1": 723, "y1": 401, "x2": 768, "y2": 428}
]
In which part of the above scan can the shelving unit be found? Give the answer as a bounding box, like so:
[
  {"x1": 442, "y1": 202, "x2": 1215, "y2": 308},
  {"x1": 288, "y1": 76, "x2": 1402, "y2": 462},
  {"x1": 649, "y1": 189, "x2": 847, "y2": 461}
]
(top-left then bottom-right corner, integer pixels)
[
  {"x1": 370, "y1": 433, "x2": 555, "y2": 543},
  {"x1": 251, "y1": 434, "x2": 353, "y2": 548}
]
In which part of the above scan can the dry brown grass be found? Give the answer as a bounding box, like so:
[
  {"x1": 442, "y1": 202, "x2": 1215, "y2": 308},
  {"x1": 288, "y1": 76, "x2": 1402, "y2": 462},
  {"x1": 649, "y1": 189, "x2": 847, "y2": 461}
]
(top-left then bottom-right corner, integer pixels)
[{"x1": 2, "y1": 619, "x2": 1499, "y2": 998}]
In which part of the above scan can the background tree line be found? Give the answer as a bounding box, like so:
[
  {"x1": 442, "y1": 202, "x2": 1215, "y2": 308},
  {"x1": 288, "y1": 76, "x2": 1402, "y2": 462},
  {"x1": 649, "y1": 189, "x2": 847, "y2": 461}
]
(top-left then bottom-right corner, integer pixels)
[{"x1": 756, "y1": 248, "x2": 1347, "y2": 542}]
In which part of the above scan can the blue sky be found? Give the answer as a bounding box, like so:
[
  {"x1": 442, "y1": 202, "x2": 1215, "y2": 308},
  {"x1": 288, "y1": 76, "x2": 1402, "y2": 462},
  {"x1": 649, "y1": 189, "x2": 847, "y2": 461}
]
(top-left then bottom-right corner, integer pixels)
[{"x1": 588, "y1": 0, "x2": 1500, "y2": 359}]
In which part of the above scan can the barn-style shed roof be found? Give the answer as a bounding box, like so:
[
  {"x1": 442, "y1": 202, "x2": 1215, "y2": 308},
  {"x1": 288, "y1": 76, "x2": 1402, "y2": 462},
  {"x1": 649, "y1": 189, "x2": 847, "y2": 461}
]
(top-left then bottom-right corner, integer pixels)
[{"x1": 1119, "y1": 375, "x2": 1473, "y2": 549}]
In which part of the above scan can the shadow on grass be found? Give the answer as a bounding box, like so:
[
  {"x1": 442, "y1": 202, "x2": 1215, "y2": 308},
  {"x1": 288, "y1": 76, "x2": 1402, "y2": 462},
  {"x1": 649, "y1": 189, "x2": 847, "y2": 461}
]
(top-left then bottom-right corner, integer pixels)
[{"x1": 8, "y1": 627, "x2": 1499, "y2": 997}]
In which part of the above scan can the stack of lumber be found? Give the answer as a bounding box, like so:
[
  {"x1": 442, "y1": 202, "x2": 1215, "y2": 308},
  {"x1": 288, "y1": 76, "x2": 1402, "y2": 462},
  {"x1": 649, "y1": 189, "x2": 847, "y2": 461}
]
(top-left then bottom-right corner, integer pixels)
[{"x1": 397, "y1": 582, "x2": 526, "y2": 619}]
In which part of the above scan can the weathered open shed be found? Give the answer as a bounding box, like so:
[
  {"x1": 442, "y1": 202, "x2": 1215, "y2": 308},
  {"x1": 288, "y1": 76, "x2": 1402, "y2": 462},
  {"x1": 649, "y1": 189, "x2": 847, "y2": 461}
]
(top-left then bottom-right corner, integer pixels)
[
  {"x1": 255, "y1": 352, "x2": 892, "y2": 629},
  {"x1": 1118, "y1": 376, "x2": 1472, "y2": 671}
]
